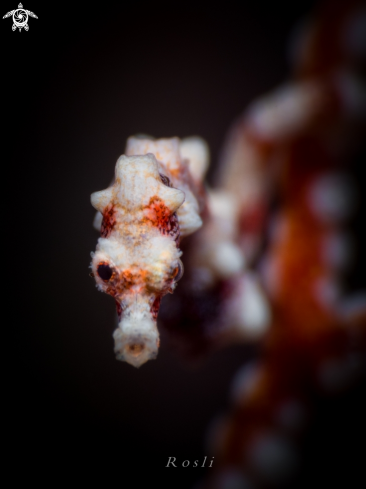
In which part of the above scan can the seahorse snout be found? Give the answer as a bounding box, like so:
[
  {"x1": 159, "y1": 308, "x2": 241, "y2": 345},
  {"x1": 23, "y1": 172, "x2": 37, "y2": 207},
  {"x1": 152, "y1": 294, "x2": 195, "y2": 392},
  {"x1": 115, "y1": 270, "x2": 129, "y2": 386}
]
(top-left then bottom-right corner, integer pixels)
[{"x1": 113, "y1": 314, "x2": 160, "y2": 368}]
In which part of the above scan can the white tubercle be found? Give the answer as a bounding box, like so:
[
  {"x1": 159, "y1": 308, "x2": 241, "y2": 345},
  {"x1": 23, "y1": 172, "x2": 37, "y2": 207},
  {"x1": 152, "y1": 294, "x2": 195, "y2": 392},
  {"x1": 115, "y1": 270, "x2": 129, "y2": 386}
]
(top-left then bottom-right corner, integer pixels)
[
  {"x1": 228, "y1": 274, "x2": 271, "y2": 339},
  {"x1": 210, "y1": 241, "x2": 245, "y2": 279},
  {"x1": 246, "y1": 81, "x2": 326, "y2": 141},
  {"x1": 180, "y1": 136, "x2": 210, "y2": 183},
  {"x1": 208, "y1": 189, "x2": 240, "y2": 225},
  {"x1": 93, "y1": 211, "x2": 103, "y2": 232},
  {"x1": 190, "y1": 189, "x2": 245, "y2": 281},
  {"x1": 91, "y1": 186, "x2": 114, "y2": 213}
]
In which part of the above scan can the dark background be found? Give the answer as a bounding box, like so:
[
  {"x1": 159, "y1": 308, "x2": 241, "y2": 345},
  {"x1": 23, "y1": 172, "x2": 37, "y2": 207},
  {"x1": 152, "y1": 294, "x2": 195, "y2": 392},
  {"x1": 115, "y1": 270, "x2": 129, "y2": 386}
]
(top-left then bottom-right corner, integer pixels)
[{"x1": 3, "y1": 1, "x2": 365, "y2": 487}]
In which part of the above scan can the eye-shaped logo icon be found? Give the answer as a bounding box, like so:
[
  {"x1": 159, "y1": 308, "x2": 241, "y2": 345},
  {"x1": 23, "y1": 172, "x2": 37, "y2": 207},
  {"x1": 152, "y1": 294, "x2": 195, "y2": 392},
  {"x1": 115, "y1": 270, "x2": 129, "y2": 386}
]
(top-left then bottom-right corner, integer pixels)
[{"x1": 3, "y1": 3, "x2": 38, "y2": 31}]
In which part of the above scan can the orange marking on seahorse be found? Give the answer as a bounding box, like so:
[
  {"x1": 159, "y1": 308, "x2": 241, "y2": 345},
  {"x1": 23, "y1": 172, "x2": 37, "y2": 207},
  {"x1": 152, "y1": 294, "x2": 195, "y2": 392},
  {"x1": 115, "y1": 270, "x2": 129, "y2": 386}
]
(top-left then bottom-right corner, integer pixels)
[
  {"x1": 143, "y1": 196, "x2": 180, "y2": 243},
  {"x1": 105, "y1": 268, "x2": 151, "y2": 297},
  {"x1": 101, "y1": 204, "x2": 117, "y2": 238}
]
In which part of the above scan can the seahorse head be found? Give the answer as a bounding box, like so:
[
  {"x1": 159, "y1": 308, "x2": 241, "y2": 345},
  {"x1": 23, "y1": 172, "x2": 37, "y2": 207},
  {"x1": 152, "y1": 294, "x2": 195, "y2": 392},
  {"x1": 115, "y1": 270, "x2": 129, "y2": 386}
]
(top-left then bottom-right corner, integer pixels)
[{"x1": 90, "y1": 153, "x2": 185, "y2": 367}]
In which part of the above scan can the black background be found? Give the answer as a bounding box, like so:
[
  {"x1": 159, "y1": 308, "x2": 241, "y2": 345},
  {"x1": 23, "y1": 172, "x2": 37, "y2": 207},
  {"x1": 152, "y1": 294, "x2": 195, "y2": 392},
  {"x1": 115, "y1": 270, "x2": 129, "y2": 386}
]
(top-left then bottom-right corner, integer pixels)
[{"x1": 2, "y1": 1, "x2": 365, "y2": 487}]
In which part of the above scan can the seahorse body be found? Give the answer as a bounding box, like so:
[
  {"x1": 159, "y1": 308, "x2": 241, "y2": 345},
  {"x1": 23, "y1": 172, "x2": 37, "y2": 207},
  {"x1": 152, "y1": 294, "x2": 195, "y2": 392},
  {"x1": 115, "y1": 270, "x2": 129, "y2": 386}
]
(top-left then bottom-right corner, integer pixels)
[{"x1": 90, "y1": 137, "x2": 207, "y2": 367}]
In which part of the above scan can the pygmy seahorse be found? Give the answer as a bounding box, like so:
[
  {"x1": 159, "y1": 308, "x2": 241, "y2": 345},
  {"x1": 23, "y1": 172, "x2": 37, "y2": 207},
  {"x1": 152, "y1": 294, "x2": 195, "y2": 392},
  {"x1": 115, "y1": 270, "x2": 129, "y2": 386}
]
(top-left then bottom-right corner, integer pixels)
[{"x1": 90, "y1": 137, "x2": 208, "y2": 367}]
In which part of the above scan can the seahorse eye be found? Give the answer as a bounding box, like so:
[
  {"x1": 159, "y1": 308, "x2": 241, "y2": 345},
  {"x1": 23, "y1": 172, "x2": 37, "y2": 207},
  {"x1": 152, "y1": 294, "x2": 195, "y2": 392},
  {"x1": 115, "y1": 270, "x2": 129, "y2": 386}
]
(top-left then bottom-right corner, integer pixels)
[
  {"x1": 173, "y1": 260, "x2": 184, "y2": 282},
  {"x1": 159, "y1": 173, "x2": 171, "y2": 187},
  {"x1": 97, "y1": 262, "x2": 113, "y2": 281}
]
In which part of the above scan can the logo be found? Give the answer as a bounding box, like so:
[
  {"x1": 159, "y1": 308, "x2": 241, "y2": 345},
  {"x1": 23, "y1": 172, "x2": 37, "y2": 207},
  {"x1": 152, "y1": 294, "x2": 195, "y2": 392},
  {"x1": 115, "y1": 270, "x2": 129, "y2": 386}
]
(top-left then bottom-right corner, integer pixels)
[{"x1": 3, "y1": 3, "x2": 38, "y2": 31}]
